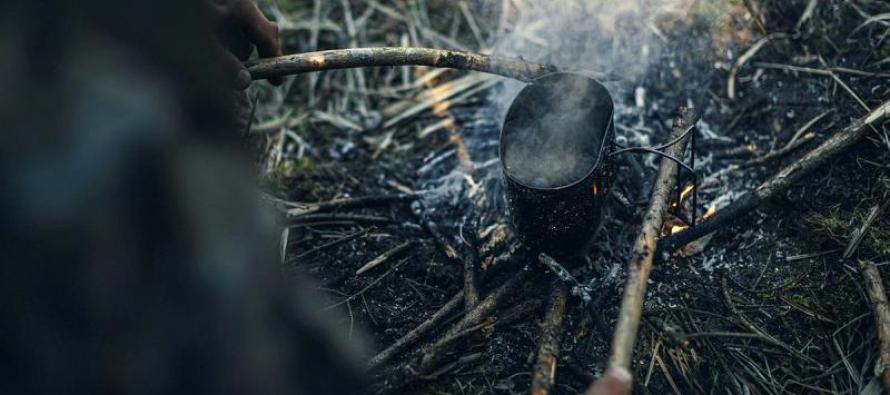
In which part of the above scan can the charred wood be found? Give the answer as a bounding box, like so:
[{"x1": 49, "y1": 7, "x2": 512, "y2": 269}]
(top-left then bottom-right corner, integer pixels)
[
  {"x1": 287, "y1": 193, "x2": 418, "y2": 216},
  {"x1": 418, "y1": 268, "x2": 533, "y2": 373},
  {"x1": 530, "y1": 281, "x2": 570, "y2": 395},
  {"x1": 248, "y1": 47, "x2": 561, "y2": 83},
  {"x1": 368, "y1": 290, "x2": 464, "y2": 370},
  {"x1": 662, "y1": 100, "x2": 890, "y2": 253}
]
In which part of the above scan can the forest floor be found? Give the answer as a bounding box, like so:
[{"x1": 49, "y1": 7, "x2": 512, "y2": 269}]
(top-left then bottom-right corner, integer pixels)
[{"x1": 248, "y1": 1, "x2": 890, "y2": 393}]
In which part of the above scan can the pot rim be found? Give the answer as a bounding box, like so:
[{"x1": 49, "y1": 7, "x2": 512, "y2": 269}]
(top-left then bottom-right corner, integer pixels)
[{"x1": 499, "y1": 72, "x2": 615, "y2": 192}]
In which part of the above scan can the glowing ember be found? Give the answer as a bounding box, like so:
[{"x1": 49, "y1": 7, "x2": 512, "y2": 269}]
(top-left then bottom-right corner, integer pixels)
[
  {"x1": 679, "y1": 183, "x2": 695, "y2": 202},
  {"x1": 433, "y1": 100, "x2": 451, "y2": 117},
  {"x1": 703, "y1": 205, "x2": 716, "y2": 219},
  {"x1": 670, "y1": 224, "x2": 689, "y2": 235}
]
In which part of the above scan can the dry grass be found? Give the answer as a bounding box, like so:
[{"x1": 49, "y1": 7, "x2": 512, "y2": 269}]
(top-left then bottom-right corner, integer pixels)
[{"x1": 252, "y1": 1, "x2": 890, "y2": 393}]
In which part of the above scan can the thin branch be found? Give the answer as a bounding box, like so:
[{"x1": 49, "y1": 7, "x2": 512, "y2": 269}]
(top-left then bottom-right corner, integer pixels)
[
  {"x1": 286, "y1": 213, "x2": 392, "y2": 226},
  {"x1": 356, "y1": 241, "x2": 415, "y2": 275},
  {"x1": 662, "y1": 100, "x2": 890, "y2": 252},
  {"x1": 754, "y1": 62, "x2": 890, "y2": 79},
  {"x1": 368, "y1": 249, "x2": 525, "y2": 370},
  {"x1": 462, "y1": 247, "x2": 480, "y2": 310},
  {"x1": 859, "y1": 261, "x2": 890, "y2": 393},
  {"x1": 289, "y1": 226, "x2": 373, "y2": 261},
  {"x1": 418, "y1": 268, "x2": 533, "y2": 373},
  {"x1": 372, "y1": 267, "x2": 535, "y2": 393},
  {"x1": 368, "y1": 290, "x2": 464, "y2": 369},
  {"x1": 607, "y1": 108, "x2": 700, "y2": 374},
  {"x1": 728, "y1": 33, "x2": 787, "y2": 100},
  {"x1": 286, "y1": 193, "x2": 418, "y2": 216}
]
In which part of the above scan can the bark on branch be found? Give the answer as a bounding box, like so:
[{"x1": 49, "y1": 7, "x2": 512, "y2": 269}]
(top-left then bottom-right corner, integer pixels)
[
  {"x1": 246, "y1": 47, "x2": 563, "y2": 82},
  {"x1": 860, "y1": 261, "x2": 890, "y2": 392},
  {"x1": 368, "y1": 290, "x2": 464, "y2": 369},
  {"x1": 662, "y1": 100, "x2": 890, "y2": 252},
  {"x1": 607, "y1": 108, "x2": 700, "y2": 375}
]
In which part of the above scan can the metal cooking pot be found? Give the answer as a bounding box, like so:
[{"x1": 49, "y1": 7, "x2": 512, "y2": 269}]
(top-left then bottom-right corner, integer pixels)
[{"x1": 499, "y1": 73, "x2": 614, "y2": 258}]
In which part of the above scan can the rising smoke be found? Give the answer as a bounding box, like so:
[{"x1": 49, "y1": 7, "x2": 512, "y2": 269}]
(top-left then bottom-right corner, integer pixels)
[
  {"x1": 419, "y1": 0, "x2": 721, "y2": 215},
  {"x1": 488, "y1": 0, "x2": 703, "y2": 183}
]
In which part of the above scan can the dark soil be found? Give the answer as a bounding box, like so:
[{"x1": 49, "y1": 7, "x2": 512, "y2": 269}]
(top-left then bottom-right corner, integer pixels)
[{"x1": 255, "y1": 1, "x2": 890, "y2": 393}]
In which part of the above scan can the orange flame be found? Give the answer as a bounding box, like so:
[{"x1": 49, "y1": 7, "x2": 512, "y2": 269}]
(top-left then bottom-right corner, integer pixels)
[
  {"x1": 433, "y1": 101, "x2": 451, "y2": 117},
  {"x1": 679, "y1": 183, "x2": 695, "y2": 202},
  {"x1": 670, "y1": 224, "x2": 689, "y2": 235},
  {"x1": 672, "y1": 183, "x2": 695, "y2": 208},
  {"x1": 703, "y1": 205, "x2": 716, "y2": 219}
]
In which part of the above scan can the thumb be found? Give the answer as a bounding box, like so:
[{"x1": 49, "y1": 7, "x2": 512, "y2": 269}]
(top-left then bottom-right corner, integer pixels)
[{"x1": 584, "y1": 367, "x2": 632, "y2": 395}]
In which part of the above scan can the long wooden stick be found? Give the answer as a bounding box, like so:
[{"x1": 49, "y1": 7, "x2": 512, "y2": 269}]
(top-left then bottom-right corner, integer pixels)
[
  {"x1": 860, "y1": 261, "x2": 890, "y2": 392},
  {"x1": 662, "y1": 100, "x2": 890, "y2": 252},
  {"x1": 607, "y1": 108, "x2": 699, "y2": 373},
  {"x1": 247, "y1": 47, "x2": 560, "y2": 82}
]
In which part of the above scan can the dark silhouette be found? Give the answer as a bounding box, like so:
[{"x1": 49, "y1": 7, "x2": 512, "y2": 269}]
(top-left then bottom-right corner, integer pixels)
[{"x1": 0, "y1": 1, "x2": 363, "y2": 393}]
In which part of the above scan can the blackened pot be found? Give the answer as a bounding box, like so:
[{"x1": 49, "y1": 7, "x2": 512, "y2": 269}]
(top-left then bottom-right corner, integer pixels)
[{"x1": 499, "y1": 73, "x2": 614, "y2": 258}]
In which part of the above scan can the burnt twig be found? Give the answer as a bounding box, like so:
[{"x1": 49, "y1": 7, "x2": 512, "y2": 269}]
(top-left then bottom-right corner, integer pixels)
[
  {"x1": 844, "y1": 201, "x2": 889, "y2": 259},
  {"x1": 418, "y1": 267, "x2": 533, "y2": 373},
  {"x1": 368, "y1": 249, "x2": 527, "y2": 370},
  {"x1": 289, "y1": 226, "x2": 373, "y2": 262},
  {"x1": 417, "y1": 298, "x2": 543, "y2": 379},
  {"x1": 462, "y1": 247, "x2": 480, "y2": 311},
  {"x1": 727, "y1": 33, "x2": 787, "y2": 100},
  {"x1": 859, "y1": 261, "x2": 890, "y2": 392},
  {"x1": 538, "y1": 253, "x2": 593, "y2": 302},
  {"x1": 356, "y1": 240, "x2": 415, "y2": 275},
  {"x1": 740, "y1": 132, "x2": 816, "y2": 168},
  {"x1": 607, "y1": 108, "x2": 699, "y2": 377},
  {"x1": 530, "y1": 281, "x2": 570, "y2": 395},
  {"x1": 287, "y1": 213, "x2": 392, "y2": 226},
  {"x1": 373, "y1": 268, "x2": 534, "y2": 393},
  {"x1": 286, "y1": 193, "x2": 418, "y2": 216},
  {"x1": 411, "y1": 201, "x2": 459, "y2": 260},
  {"x1": 662, "y1": 100, "x2": 890, "y2": 252}
]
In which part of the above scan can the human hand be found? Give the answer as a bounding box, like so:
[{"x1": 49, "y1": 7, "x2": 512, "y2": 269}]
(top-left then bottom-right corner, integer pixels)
[
  {"x1": 584, "y1": 368, "x2": 632, "y2": 395},
  {"x1": 208, "y1": 0, "x2": 283, "y2": 89}
]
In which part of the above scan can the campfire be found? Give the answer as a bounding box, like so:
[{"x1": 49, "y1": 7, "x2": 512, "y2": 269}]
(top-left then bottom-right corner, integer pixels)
[{"x1": 255, "y1": 1, "x2": 890, "y2": 394}]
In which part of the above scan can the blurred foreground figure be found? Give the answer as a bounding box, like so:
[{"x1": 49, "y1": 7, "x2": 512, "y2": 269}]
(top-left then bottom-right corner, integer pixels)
[
  {"x1": 0, "y1": 1, "x2": 363, "y2": 394},
  {"x1": 585, "y1": 368, "x2": 632, "y2": 395}
]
